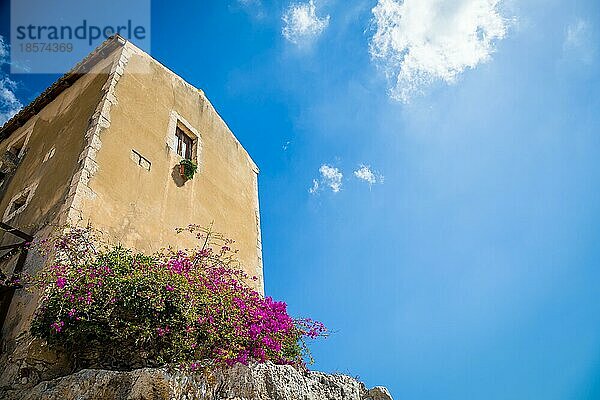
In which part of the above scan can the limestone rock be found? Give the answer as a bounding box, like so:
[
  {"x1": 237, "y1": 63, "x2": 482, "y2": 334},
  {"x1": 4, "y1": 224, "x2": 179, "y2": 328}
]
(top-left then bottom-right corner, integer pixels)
[{"x1": 7, "y1": 362, "x2": 393, "y2": 400}]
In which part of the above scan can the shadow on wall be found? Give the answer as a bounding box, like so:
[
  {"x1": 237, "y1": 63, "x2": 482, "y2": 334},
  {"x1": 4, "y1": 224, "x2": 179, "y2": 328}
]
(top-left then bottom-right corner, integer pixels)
[{"x1": 171, "y1": 164, "x2": 186, "y2": 188}]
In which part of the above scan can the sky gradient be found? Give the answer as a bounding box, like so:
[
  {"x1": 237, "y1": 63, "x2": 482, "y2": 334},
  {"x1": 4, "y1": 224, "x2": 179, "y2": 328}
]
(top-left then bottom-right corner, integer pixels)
[{"x1": 2, "y1": 1, "x2": 600, "y2": 398}]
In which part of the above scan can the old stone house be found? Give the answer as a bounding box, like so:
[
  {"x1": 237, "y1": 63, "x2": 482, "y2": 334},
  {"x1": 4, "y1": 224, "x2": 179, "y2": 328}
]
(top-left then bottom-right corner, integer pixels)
[{"x1": 0, "y1": 35, "x2": 263, "y2": 389}]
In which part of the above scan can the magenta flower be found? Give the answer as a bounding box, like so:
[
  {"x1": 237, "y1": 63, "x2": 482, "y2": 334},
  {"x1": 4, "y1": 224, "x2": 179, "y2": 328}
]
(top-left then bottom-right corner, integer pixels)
[
  {"x1": 30, "y1": 225, "x2": 327, "y2": 369},
  {"x1": 50, "y1": 320, "x2": 64, "y2": 334},
  {"x1": 156, "y1": 326, "x2": 170, "y2": 337}
]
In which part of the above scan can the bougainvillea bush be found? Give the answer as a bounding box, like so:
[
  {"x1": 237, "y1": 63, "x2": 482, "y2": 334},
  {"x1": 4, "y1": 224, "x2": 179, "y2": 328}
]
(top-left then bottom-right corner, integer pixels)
[{"x1": 29, "y1": 225, "x2": 326, "y2": 370}]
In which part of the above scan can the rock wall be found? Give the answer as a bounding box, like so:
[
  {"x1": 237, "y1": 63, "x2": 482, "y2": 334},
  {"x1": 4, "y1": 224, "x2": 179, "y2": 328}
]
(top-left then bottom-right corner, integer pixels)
[{"x1": 4, "y1": 362, "x2": 392, "y2": 400}]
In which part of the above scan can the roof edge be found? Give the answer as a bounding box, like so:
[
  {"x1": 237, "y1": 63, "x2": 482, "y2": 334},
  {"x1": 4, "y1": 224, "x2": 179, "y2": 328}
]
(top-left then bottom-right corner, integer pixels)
[
  {"x1": 0, "y1": 35, "x2": 260, "y2": 174},
  {"x1": 121, "y1": 41, "x2": 260, "y2": 174}
]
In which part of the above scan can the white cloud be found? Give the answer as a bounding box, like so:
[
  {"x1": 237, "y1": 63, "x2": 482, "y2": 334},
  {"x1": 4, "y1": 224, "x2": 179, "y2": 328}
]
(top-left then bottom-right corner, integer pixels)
[
  {"x1": 354, "y1": 164, "x2": 384, "y2": 185},
  {"x1": 0, "y1": 78, "x2": 23, "y2": 125},
  {"x1": 308, "y1": 179, "x2": 319, "y2": 194},
  {"x1": 369, "y1": 0, "x2": 510, "y2": 102},
  {"x1": 236, "y1": 0, "x2": 265, "y2": 19},
  {"x1": 0, "y1": 36, "x2": 8, "y2": 62},
  {"x1": 282, "y1": 0, "x2": 330, "y2": 44},
  {"x1": 565, "y1": 19, "x2": 589, "y2": 49},
  {"x1": 310, "y1": 164, "x2": 343, "y2": 194},
  {"x1": 0, "y1": 36, "x2": 22, "y2": 126},
  {"x1": 563, "y1": 18, "x2": 595, "y2": 65},
  {"x1": 320, "y1": 164, "x2": 342, "y2": 192}
]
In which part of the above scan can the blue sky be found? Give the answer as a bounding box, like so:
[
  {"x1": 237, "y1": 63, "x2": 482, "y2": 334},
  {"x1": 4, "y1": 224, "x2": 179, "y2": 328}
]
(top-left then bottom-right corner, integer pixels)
[{"x1": 2, "y1": 1, "x2": 600, "y2": 398}]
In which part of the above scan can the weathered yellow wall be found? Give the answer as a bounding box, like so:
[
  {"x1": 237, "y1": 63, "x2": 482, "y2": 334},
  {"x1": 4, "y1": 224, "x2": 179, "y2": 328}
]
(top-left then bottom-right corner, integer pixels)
[
  {"x1": 75, "y1": 46, "x2": 263, "y2": 292},
  {"x1": 0, "y1": 70, "x2": 111, "y2": 239},
  {"x1": 0, "y1": 52, "x2": 118, "y2": 387}
]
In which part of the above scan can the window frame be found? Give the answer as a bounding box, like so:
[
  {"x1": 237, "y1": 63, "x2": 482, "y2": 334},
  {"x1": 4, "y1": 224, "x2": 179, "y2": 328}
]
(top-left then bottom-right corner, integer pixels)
[
  {"x1": 166, "y1": 111, "x2": 202, "y2": 166},
  {"x1": 175, "y1": 126, "x2": 194, "y2": 160},
  {"x1": 6, "y1": 125, "x2": 33, "y2": 161},
  {"x1": 2, "y1": 182, "x2": 38, "y2": 223}
]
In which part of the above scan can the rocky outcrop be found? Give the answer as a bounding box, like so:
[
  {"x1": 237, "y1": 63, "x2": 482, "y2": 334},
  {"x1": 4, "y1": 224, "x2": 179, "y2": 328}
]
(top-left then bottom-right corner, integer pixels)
[{"x1": 5, "y1": 362, "x2": 392, "y2": 400}]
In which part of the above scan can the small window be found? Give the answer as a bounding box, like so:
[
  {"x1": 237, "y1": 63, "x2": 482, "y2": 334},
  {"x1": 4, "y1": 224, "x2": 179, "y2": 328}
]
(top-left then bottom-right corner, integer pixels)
[
  {"x1": 9, "y1": 191, "x2": 28, "y2": 216},
  {"x1": 130, "y1": 149, "x2": 151, "y2": 171},
  {"x1": 166, "y1": 111, "x2": 201, "y2": 167},
  {"x1": 7, "y1": 133, "x2": 28, "y2": 160},
  {"x1": 3, "y1": 182, "x2": 38, "y2": 223},
  {"x1": 175, "y1": 126, "x2": 194, "y2": 159}
]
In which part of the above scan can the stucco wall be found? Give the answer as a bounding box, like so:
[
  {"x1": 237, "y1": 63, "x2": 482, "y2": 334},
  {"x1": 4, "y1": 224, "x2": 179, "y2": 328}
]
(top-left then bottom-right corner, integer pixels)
[
  {"x1": 76, "y1": 45, "x2": 263, "y2": 293},
  {"x1": 0, "y1": 51, "x2": 118, "y2": 388}
]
